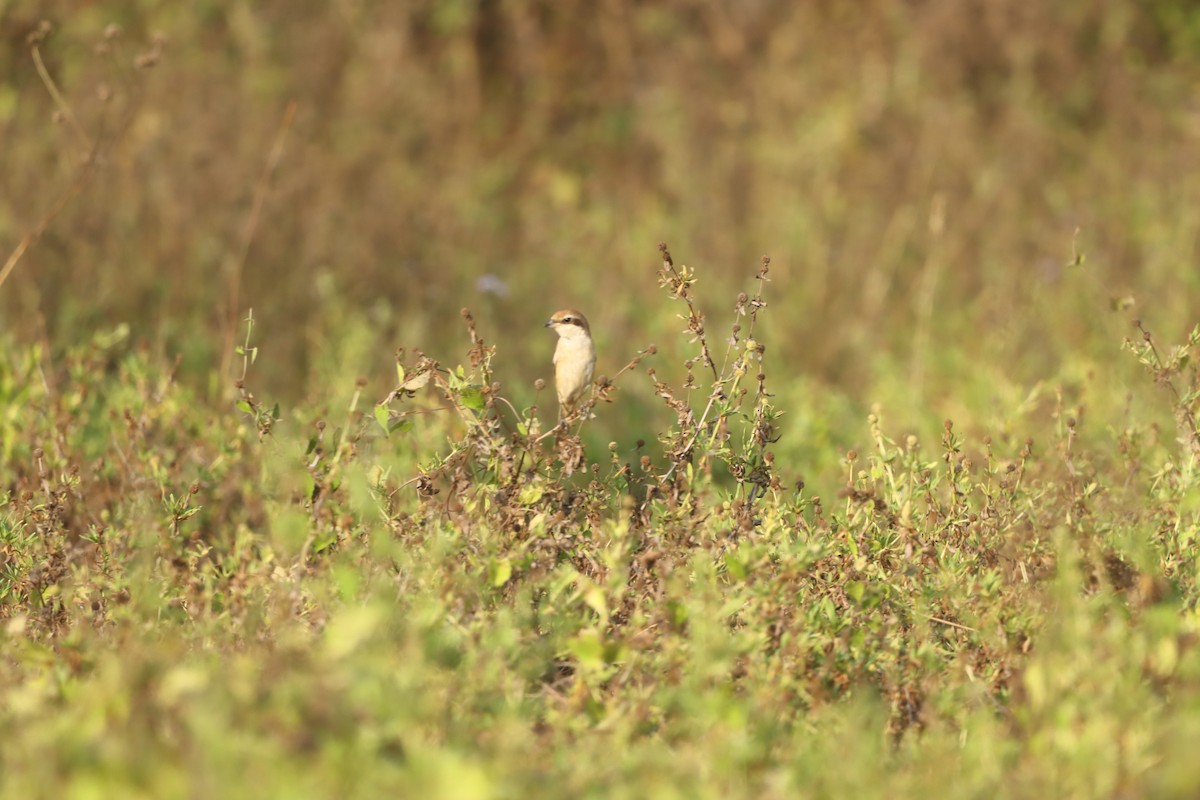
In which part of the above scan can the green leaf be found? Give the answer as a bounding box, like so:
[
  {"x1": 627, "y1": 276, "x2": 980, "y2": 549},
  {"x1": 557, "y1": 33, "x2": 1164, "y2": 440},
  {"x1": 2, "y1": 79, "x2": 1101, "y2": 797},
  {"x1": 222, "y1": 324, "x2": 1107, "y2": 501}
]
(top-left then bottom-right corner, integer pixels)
[
  {"x1": 518, "y1": 484, "x2": 544, "y2": 505},
  {"x1": 567, "y1": 628, "x2": 606, "y2": 670},
  {"x1": 176, "y1": 506, "x2": 202, "y2": 521},
  {"x1": 490, "y1": 558, "x2": 513, "y2": 588},
  {"x1": 845, "y1": 530, "x2": 859, "y2": 559},
  {"x1": 460, "y1": 387, "x2": 486, "y2": 412},
  {"x1": 235, "y1": 400, "x2": 253, "y2": 415},
  {"x1": 819, "y1": 596, "x2": 835, "y2": 621},
  {"x1": 374, "y1": 403, "x2": 391, "y2": 436},
  {"x1": 846, "y1": 580, "x2": 865, "y2": 604},
  {"x1": 583, "y1": 585, "x2": 608, "y2": 622},
  {"x1": 666, "y1": 599, "x2": 688, "y2": 626}
]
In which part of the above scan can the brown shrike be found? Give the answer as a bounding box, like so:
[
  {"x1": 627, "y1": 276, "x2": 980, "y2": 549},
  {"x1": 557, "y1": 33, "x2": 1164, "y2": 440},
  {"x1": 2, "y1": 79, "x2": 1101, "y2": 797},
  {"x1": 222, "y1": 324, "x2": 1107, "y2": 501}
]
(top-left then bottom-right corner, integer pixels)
[{"x1": 544, "y1": 309, "x2": 595, "y2": 419}]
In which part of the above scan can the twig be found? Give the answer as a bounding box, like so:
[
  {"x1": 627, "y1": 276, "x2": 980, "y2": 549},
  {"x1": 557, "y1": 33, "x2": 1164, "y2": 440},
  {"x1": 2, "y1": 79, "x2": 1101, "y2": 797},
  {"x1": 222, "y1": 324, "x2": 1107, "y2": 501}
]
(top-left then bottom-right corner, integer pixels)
[
  {"x1": 32, "y1": 44, "x2": 92, "y2": 150},
  {"x1": 660, "y1": 386, "x2": 721, "y2": 482},
  {"x1": 0, "y1": 152, "x2": 98, "y2": 292},
  {"x1": 534, "y1": 418, "x2": 569, "y2": 444},
  {"x1": 3, "y1": 32, "x2": 146, "y2": 293},
  {"x1": 927, "y1": 615, "x2": 976, "y2": 633},
  {"x1": 1, "y1": 36, "x2": 105, "y2": 291},
  {"x1": 220, "y1": 101, "x2": 297, "y2": 392},
  {"x1": 660, "y1": 242, "x2": 719, "y2": 381}
]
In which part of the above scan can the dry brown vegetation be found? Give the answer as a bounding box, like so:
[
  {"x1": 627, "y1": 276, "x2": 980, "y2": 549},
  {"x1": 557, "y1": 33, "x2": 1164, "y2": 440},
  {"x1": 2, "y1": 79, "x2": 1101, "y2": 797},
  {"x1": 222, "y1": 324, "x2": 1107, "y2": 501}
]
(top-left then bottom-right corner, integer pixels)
[{"x1": 4, "y1": 2, "x2": 1199, "y2": 396}]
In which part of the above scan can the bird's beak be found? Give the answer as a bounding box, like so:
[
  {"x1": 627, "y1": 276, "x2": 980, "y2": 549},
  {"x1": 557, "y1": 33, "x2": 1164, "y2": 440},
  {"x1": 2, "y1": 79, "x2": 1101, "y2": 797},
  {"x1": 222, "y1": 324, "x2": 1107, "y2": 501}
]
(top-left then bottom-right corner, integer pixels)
[{"x1": 544, "y1": 319, "x2": 555, "y2": 328}]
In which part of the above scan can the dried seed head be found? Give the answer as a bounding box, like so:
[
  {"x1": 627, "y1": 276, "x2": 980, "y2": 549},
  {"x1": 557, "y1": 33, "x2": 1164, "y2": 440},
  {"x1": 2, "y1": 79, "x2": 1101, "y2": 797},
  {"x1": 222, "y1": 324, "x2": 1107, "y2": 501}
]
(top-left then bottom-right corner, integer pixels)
[
  {"x1": 534, "y1": 378, "x2": 545, "y2": 391},
  {"x1": 27, "y1": 20, "x2": 52, "y2": 45}
]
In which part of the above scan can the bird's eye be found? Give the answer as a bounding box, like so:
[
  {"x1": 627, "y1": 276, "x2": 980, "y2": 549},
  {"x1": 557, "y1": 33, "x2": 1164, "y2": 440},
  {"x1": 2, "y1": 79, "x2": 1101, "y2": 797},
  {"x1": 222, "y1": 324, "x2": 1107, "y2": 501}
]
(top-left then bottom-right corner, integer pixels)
[{"x1": 562, "y1": 316, "x2": 573, "y2": 323}]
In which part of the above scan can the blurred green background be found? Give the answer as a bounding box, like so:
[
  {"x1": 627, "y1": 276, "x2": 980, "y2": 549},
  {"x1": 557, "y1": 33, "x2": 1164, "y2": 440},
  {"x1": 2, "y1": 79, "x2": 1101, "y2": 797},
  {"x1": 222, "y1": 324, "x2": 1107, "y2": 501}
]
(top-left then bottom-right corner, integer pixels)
[{"x1": 4, "y1": 0, "x2": 1200, "y2": 452}]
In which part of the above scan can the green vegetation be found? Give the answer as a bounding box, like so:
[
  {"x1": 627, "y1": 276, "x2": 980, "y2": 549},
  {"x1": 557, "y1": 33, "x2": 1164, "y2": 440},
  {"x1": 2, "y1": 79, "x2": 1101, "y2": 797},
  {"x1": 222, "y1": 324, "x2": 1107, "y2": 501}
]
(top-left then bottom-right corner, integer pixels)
[{"x1": 5, "y1": 1, "x2": 1200, "y2": 797}]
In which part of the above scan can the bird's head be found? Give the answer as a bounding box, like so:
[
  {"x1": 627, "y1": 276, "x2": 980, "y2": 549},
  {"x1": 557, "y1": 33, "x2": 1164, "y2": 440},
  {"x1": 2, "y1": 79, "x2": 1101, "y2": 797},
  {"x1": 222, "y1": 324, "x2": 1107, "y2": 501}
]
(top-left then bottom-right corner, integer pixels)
[{"x1": 544, "y1": 309, "x2": 591, "y2": 340}]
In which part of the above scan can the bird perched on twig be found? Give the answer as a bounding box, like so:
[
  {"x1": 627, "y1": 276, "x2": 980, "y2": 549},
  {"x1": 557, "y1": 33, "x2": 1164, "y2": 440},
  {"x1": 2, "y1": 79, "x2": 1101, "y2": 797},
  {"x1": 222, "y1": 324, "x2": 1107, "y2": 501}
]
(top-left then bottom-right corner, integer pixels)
[{"x1": 544, "y1": 309, "x2": 595, "y2": 420}]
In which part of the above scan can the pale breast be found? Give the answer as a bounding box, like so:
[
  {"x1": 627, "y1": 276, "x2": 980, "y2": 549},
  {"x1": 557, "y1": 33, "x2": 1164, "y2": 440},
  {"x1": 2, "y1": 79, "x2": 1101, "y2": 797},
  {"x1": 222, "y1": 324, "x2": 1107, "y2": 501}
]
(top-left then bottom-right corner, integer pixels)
[{"x1": 554, "y1": 337, "x2": 596, "y2": 407}]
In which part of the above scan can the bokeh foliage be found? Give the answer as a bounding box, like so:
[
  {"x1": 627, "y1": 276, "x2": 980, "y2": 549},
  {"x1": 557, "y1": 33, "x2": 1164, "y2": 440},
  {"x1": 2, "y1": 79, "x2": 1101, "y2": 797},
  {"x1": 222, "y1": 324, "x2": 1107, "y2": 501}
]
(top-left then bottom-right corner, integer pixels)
[{"x1": 4, "y1": 1, "x2": 1200, "y2": 406}]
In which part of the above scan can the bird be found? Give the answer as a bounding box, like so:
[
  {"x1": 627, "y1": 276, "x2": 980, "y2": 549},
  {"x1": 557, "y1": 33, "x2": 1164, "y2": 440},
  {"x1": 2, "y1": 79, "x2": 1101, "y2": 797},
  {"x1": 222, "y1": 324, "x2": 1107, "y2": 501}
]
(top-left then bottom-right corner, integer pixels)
[{"x1": 544, "y1": 309, "x2": 596, "y2": 420}]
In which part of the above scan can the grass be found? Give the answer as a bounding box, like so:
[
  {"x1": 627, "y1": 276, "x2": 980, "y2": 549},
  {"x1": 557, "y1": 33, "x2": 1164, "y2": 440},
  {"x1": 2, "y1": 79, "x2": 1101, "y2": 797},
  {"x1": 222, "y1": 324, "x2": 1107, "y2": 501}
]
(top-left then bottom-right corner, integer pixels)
[
  {"x1": 6, "y1": 1, "x2": 1200, "y2": 797},
  {"x1": 4, "y1": 244, "x2": 1200, "y2": 797}
]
